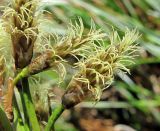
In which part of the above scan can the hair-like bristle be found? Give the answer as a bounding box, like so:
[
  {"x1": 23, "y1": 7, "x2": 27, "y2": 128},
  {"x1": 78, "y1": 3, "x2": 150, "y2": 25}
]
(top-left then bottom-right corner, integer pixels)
[{"x1": 62, "y1": 29, "x2": 140, "y2": 108}]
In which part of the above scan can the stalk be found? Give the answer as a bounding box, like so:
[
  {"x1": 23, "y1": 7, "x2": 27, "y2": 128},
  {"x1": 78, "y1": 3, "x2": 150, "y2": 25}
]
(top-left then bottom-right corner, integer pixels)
[
  {"x1": 13, "y1": 106, "x2": 29, "y2": 131},
  {"x1": 45, "y1": 104, "x2": 65, "y2": 131},
  {"x1": 13, "y1": 68, "x2": 29, "y2": 85},
  {"x1": 13, "y1": 51, "x2": 54, "y2": 86},
  {"x1": 21, "y1": 78, "x2": 40, "y2": 131}
]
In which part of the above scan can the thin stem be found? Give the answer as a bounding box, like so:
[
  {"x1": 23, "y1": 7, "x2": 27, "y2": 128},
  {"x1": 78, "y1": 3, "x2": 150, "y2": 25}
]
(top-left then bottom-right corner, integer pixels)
[
  {"x1": 45, "y1": 104, "x2": 65, "y2": 131},
  {"x1": 13, "y1": 93, "x2": 30, "y2": 131},
  {"x1": 0, "y1": 106, "x2": 13, "y2": 131},
  {"x1": 13, "y1": 67, "x2": 29, "y2": 85},
  {"x1": 13, "y1": 52, "x2": 54, "y2": 86},
  {"x1": 21, "y1": 78, "x2": 40, "y2": 131},
  {"x1": 13, "y1": 106, "x2": 29, "y2": 131}
]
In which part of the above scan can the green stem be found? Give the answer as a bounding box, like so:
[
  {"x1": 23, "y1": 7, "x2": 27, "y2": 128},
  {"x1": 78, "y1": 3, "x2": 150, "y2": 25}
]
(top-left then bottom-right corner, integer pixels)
[
  {"x1": 13, "y1": 106, "x2": 29, "y2": 131},
  {"x1": 45, "y1": 104, "x2": 65, "y2": 131},
  {"x1": 13, "y1": 93, "x2": 29, "y2": 131},
  {"x1": 13, "y1": 67, "x2": 29, "y2": 85},
  {"x1": 0, "y1": 107, "x2": 13, "y2": 131},
  {"x1": 21, "y1": 78, "x2": 40, "y2": 131},
  {"x1": 13, "y1": 52, "x2": 54, "y2": 86}
]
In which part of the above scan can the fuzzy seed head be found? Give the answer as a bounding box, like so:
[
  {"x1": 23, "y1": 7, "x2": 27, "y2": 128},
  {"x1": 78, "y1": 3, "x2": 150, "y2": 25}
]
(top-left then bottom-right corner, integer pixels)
[
  {"x1": 54, "y1": 18, "x2": 106, "y2": 59},
  {"x1": 62, "y1": 29, "x2": 140, "y2": 108},
  {"x1": 2, "y1": 0, "x2": 39, "y2": 68},
  {"x1": 35, "y1": 18, "x2": 106, "y2": 61}
]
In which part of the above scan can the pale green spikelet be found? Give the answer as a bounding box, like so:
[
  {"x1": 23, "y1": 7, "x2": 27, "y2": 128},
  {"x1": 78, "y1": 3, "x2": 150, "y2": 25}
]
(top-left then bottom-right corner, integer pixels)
[
  {"x1": 30, "y1": 18, "x2": 106, "y2": 80},
  {"x1": 0, "y1": 22, "x2": 14, "y2": 120},
  {"x1": 35, "y1": 18, "x2": 106, "y2": 60},
  {"x1": 0, "y1": 25, "x2": 9, "y2": 102},
  {"x1": 0, "y1": 21, "x2": 14, "y2": 83},
  {"x1": 62, "y1": 29, "x2": 140, "y2": 109},
  {"x1": 54, "y1": 18, "x2": 106, "y2": 58},
  {"x1": 0, "y1": 21, "x2": 12, "y2": 62}
]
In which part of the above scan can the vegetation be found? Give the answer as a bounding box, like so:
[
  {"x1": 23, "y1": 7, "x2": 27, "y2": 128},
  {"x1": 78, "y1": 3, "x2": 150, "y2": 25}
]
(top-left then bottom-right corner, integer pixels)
[{"x1": 0, "y1": 0, "x2": 160, "y2": 131}]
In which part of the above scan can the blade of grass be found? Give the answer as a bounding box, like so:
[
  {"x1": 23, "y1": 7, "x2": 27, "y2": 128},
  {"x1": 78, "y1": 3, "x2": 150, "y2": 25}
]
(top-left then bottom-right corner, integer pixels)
[
  {"x1": 21, "y1": 78, "x2": 40, "y2": 131},
  {"x1": 45, "y1": 104, "x2": 64, "y2": 131},
  {"x1": 0, "y1": 106, "x2": 13, "y2": 131}
]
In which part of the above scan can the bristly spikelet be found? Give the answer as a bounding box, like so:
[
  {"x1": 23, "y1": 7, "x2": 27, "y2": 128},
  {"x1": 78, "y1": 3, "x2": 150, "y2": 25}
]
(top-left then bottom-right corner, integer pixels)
[
  {"x1": 54, "y1": 18, "x2": 106, "y2": 59},
  {"x1": 0, "y1": 21, "x2": 14, "y2": 83},
  {"x1": 62, "y1": 29, "x2": 140, "y2": 109},
  {"x1": 2, "y1": 0, "x2": 39, "y2": 68},
  {"x1": 0, "y1": 22, "x2": 15, "y2": 120},
  {"x1": 30, "y1": 19, "x2": 106, "y2": 80},
  {"x1": 0, "y1": 24, "x2": 9, "y2": 97},
  {"x1": 0, "y1": 57, "x2": 14, "y2": 120},
  {"x1": 35, "y1": 18, "x2": 106, "y2": 60},
  {"x1": 0, "y1": 58, "x2": 14, "y2": 120}
]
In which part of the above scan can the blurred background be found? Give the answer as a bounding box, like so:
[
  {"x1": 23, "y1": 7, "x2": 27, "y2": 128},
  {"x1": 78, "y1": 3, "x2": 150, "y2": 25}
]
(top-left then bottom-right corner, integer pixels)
[{"x1": 1, "y1": 0, "x2": 160, "y2": 131}]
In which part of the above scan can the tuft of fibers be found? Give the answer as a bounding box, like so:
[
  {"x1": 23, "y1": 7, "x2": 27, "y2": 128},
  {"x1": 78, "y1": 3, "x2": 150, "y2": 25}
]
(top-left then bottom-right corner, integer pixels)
[
  {"x1": 2, "y1": 0, "x2": 39, "y2": 68},
  {"x1": 62, "y1": 29, "x2": 140, "y2": 109}
]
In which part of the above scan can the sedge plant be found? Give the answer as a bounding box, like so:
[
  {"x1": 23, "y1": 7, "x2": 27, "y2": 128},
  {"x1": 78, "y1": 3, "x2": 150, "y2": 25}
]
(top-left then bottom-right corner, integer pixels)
[{"x1": 0, "y1": 0, "x2": 139, "y2": 131}]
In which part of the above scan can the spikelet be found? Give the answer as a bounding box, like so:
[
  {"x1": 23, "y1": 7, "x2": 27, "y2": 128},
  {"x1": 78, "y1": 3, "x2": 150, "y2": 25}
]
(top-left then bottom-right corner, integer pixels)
[
  {"x1": 53, "y1": 19, "x2": 106, "y2": 58},
  {"x1": 35, "y1": 18, "x2": 106, "y2": 60},
  {"x1": 0, "y1": 20, "x2": 14, "y2": 88},
  {"x1": 29, "y1": 19, "x2": 106, "y2": 80},
  {"x1": 2, "y1": 78, "x2": 14, "y2": 120},
  {"x1": 0, "y1": 24, "x2": 8, "y2": 102},
  {"x1": 2, "y1": 0, "x2": 39, "y2": 68},
  {"x1": 0, "y1": 57, "x2": 14, "y2": 120},
  {"x1": 0, "y1": 21, "x2": 15, "y2": 120},
  {"x1": 28, "y1": 51, "x2": 53, "y2": 75},
  {"x1": 62, "y1": 29, "x2": 140, "y2": 108}
]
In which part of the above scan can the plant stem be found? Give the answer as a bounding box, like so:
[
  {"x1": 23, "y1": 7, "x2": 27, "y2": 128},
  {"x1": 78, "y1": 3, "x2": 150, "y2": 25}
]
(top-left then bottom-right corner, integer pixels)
[
  {"x1": 13, "y1": 67, "x2": 29, "y2": 85},
  {"x1": 13, "y1": 93, "x2": 30, "y2": 131},
  {"x1": 21, "y1": 78, "x2": 40, "y2": 131},
  {"x1": 13, "y1": 106, "x2": 29, "y2": 131},
  {"x1": 0, "y1": 106, "x2": 13, "y2": 131},
  {"x1": 45, "y1": 104, "x2": 65, "y2": 131}
]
